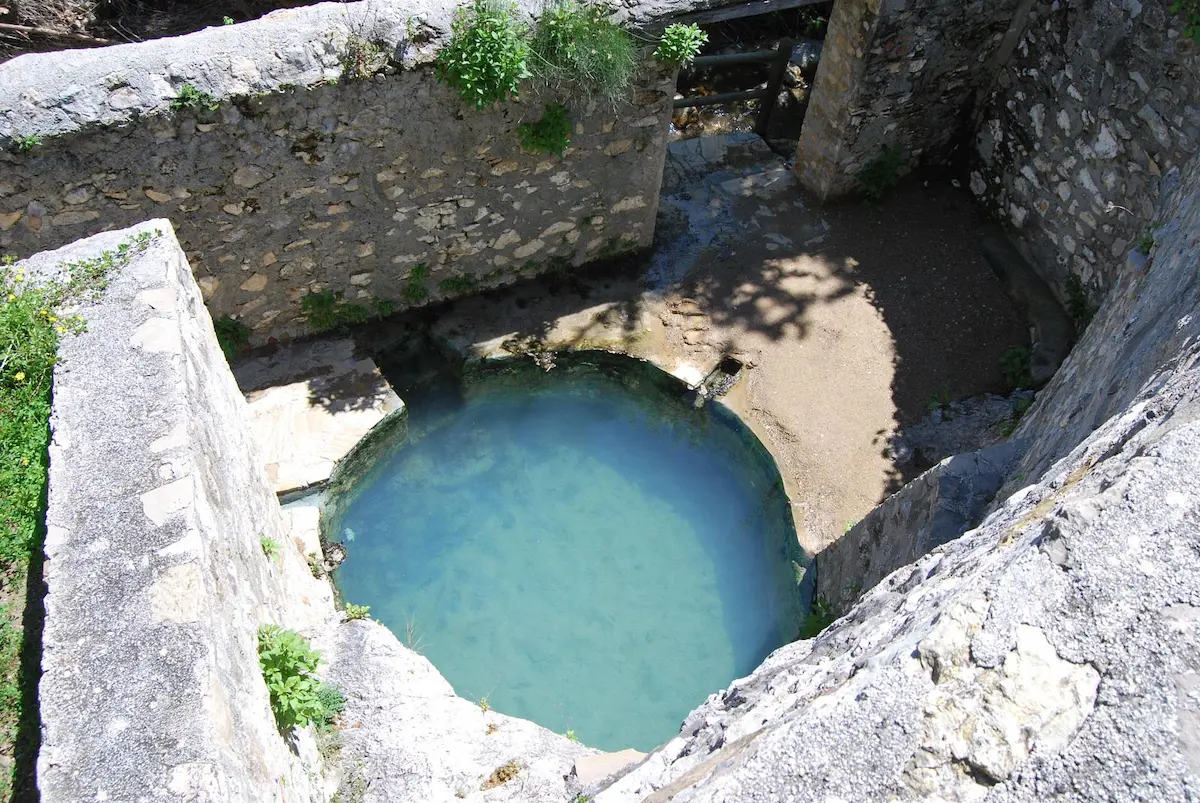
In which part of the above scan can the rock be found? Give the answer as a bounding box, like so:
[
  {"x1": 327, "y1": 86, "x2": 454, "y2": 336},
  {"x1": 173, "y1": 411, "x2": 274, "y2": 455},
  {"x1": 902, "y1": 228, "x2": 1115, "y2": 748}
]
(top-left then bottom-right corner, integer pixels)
[
  {"x1": 231, "y1": 165, "x2": 274, "y2": 189},
  {"x1": 574, "y1": 749, "x2": 646, "y2": 786}
]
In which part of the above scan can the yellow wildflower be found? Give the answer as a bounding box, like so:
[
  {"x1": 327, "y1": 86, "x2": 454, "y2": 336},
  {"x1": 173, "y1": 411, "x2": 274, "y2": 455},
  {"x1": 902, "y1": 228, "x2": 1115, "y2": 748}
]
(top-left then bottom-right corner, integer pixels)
[
  {"x1": 49, "y1": 315, "x2": 57, "y2": 323},
  {"x1": 14, "y1": 371, "x2": 25, "y2": 381},
  {"x1": 5, "y1": 294, "x2": 13, "y2": 302}
]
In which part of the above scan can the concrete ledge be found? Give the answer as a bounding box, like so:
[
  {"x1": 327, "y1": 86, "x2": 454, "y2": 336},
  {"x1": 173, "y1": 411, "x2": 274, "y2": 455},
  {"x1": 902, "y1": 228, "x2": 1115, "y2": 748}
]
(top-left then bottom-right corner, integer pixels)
[{"x1": 29, "y1": 221, "x2": 335, "y2": 802}]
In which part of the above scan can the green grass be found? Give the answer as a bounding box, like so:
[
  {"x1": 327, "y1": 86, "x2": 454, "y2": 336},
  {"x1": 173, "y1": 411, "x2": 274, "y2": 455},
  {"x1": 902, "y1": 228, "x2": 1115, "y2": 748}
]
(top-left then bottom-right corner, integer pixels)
[
  {"x1": 170, "y1": 84, "x2": 220, "y2": 112},
  {"x1": 0, "y1": 231, "x2": 156, "y2": 797},
  {"x1": 517, "y1": 103, "x2": 572, "y2": 156},
  {"x1": 529, "y1": 1, "x2": 636, "y2": 103}
]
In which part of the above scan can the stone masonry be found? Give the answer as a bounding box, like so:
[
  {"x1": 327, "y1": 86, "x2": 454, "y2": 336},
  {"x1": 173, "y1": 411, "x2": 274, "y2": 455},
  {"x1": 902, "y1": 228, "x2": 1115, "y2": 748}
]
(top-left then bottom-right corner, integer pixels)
[
  {"x1": 795, "y1": 0, "x2": 1026, "y2": 199},
  {"x1": 971, "y1": 0, "x2": 1200, "y2": 302},
  {"x1": 0, "y1": 1, "x2": 675, "y2": 345}
]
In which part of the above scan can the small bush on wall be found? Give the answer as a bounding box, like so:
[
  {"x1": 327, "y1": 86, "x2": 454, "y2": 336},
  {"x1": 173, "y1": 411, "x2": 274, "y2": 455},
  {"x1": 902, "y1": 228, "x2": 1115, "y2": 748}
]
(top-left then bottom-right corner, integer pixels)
[
  {"x1": 529, "y1": 1, "x2": 636, "y2": 103},
  {"x1": 517, "y1": 103, "x2": 573, "y2": 155},
  {"x1": 654, "y1": 23, "x2": 707, "y2": 68},
  {"x1": 436, "y1": 0, "x2": 531, "y2": 109}
]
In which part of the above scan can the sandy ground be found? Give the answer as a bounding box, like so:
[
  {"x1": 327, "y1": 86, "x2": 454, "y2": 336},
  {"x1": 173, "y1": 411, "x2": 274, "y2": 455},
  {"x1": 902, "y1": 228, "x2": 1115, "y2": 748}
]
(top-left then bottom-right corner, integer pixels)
[{"x1": 359, "y1": 135, "x2": 1028, "y2": 558}]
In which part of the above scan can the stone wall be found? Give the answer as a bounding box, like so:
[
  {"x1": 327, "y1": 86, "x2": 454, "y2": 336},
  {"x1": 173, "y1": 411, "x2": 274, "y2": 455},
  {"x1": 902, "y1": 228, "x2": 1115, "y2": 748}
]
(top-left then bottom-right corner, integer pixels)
[
  {"x1": 795, "y1": 0, "x2": 1027, "y2": 199},
  {"x1": 0, "y1": 1, "x2": 675, "y2": 345},
  {"x1": 970, "y1": 0, "x2": 1200, "y2": 301},
  {"x1": 592, "y1": 152, "x2": 1200, "y2": 802},
  {"x1": 31, "y1": 222, "x2": 336, "y2": 802}
]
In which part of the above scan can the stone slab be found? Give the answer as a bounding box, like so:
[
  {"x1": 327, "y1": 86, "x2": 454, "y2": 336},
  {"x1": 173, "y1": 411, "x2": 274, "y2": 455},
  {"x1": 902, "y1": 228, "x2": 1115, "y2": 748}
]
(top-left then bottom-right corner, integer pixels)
[
  {"x1": 235, "y1": 338, "x2": 404, "y2": 495},
  {"x1": 574, "y1": 749, "x2": 647, "y2": 786}
]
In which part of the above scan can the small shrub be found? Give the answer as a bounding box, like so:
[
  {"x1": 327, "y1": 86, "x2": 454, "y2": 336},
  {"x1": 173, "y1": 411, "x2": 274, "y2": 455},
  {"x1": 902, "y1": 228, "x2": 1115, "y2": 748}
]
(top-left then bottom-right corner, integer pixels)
[
  {"x1": 213, "y1": 315, "x2": 251, "y2": 361},
  {"x1": 344, "y1": 34, "x2": 388, "y2": 80},
  {"x1": 435, "y1": 0, "x2": 531, "y2": 109},
  {"x1": 344, "y1": 603, "x2": 371, "y2": 621},
  {"x1": 301, "y1": 291, "x2": 371, "y2": 332},
  {"x1": 222, "y1": 15, "x2": 235, "y2": 24},
  {"x1": 13, "y1": 134, "x2": 42, "y2": 154},
  {"x1": 261, "y1": 536, "x2": 282, "y2": 560},
  {"x1": 482, "y1": 759, "x2": 521, "y2": 789},
  {"x1": 855, "y1": 146, "x2": 905, "y2": 201},
  {"x1": 478, "y1": 696, "x2": 491, "y2": 713},
  {"x1": 314, "y1": 683, "x2": 346, "y2": 727},
  {"x1": 307, "y1": 553, "x2": 324, "y2": 578},
  {"x1": 1064, "y1": 275, "x2": 1094, "y2": 328},
  {"x1": 566, "y1": 728, "x2": 578, "y2": 742},
  {"x1": 517, "y1": 103, "x2": 572, "y2": 156},
  {"x1": 258, "y1": 625, "x2": 332, "y2": 731},
  {"x1": 529, "y1": 1, "x2": 636, "y2": 102},
  {"x1": 654, "y1": 23, "x2": 707, "y2": 68},
  {"x1": 797, "y1": 596, "x2": 836, "y2": 639},
  {"x1": 171, "y1": 84, "x2": 220, "y2": 112},
  {"x1": 402, "y1": 263, "x2": 430, "y2": 304},
  {"x1": 926, "y1": 386, "x2": 952, "y2": 417},
  {"x1": 1135, "y1": 222, "x2": 1160, "y2": 255},
  {"x1": 1170, "y1": 0, "x2": 1200, "y2": 42},
  {"x1": 438, "y1": 275, "x2": 478, "y2": 295},
  {"x1": 1000, "y1": 345, "x2": 1033, "y2": 390}
]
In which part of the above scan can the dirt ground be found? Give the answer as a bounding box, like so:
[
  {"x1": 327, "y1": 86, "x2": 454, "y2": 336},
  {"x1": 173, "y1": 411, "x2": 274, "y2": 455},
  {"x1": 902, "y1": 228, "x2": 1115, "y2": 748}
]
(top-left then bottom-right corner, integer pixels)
[{"x1": 360, "y1": 138, "x2": 1029, "y2": 559}]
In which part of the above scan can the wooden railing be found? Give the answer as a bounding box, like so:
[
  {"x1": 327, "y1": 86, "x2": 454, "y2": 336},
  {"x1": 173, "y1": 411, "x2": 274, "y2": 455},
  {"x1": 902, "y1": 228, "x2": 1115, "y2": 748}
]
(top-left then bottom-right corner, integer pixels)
[{"x1": 672, "y1": 38, "x2": 795, "y2": 136}]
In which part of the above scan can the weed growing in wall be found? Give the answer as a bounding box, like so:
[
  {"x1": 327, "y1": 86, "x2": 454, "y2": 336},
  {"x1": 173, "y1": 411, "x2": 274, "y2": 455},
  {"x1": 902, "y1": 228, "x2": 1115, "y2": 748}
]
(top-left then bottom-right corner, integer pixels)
[
  {"x1": 436, "y1": 0, "x2": 531, "y2": 109},
  {"x1": 0, "y1": 231, "x2": 156, "y2": 798},
  {"x1": 1171, "y1": 0, "x2": 1200, "y2": 42},
  {"x1": 517, "y1": 103, "x2": 572, "y2": 155},
  {"x1": 213, "y1": 315, "x2": 251, "y2": 361},
  {"x1": 654, "y1": 23, "x2": 707, "y2": 69},
  {"x1": 301, "y1": 291, "x2": 372, "y2": 333},
  {"x1": 1064, "y1": 275, "x2": 1094, "y2": 329},
  {"x1": 855, "y1": 146, "x2": 905, "y2": 201},
  {"x1": 344, "y1": 604, "x2": 371, "y2": 621},
  {"x1": 797, "y1": 596, "x2": 836, "y2": 639},
  {"x1": 402, "y1": 263, "x2": 430, "y2": 303},
  {"x1": 1000, "y1": 345, "x2": 1033, "y2": 390},
  {"x1": 438, "y1": 275, "x2": 478, "y2": 295},
  {"x1": 529, "y1": 1, "x2": 636, "y2": 103},
  {"x1": 12, "y1": 135, "x2": 42, "y2": 154},
  {"x1": 260, "y1": 536, "x2": 282, "y2": 561},
  {"x1": 170, "y1": 84, "x2": 220, "y2": 112},
  {"x1": 343, "y1": 34, "x2": 388, "y2": 81},
  {"x1": 257, "y1": 625, "x2": 343, "y2": 731}
]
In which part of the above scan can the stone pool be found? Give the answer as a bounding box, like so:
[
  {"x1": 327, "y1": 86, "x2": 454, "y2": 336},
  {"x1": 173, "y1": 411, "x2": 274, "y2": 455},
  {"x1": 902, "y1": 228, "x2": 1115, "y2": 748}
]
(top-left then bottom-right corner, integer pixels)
[{"x1": 325, "y1": 354, "x2": 805, "y2": 751}]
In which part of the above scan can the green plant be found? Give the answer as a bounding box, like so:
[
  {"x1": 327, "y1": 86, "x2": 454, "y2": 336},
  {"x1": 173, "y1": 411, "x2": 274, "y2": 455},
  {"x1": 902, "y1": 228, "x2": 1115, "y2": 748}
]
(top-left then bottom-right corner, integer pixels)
[
  {"x1": 315, "y1": 682, "x2": 346, "y2": 727},
  {"x1": 301, "y1": 291, "x2": 372, "y2": 332},
  {"x1": 654, "y1": 23, "x2": 707, "y2": 68},
  {"x1": 1000, "y1": 345, "x2": 1033, "y2": 390},
  {"x1": 258, "y1": 625, "x2": 339, "y2": 731},
  {"x1": 926, "y1": 386, "x2": 952, "y2": 417},
  {"x1": 435, "y1": 0, "x2": 531, "y2": 109},
  {"x1": 798, "y1": 596, "x2": 836, "y2": 639},
  {"x1": 402, "y1": 263, "x2": 430, "y2": 303},
  {"x1": 307, "y1": 553, "x2": 324, "y2": 578},
  {"x1": 517, "y1": 103, "x2": 572, "y2": 155},
  {"x1": 1170, "y1": 0, "x2": 1200, "y2": 42},
  {"x1": 13, "y1": 134, "x2": 42, "y2": 154},
  {"x1": 566, "y1": 728, "x2": 578, "y2": 742},
  {"x1": 171, "y1": 84, "x2": 220, "y2": 112},
  {"x1": 1063, "y1": 275, "x2": 1094, "y2": 328},
  {"x1": 345, "y1": 604, "x2": 371, "y2": 621},
  {"x1": 344, "y1": 34, "x2": 388, "y2": 80},
  {"x1": 438, "y1": 275, "x2": 478, "y2": 295},
  {"x1": 1000, "y1": 394, "x2": 1035, "y2": 437},
  {"x1": 1135, "y1": 222, "x2": 1161, "y2": 254},
  {"x1": 479, "y1": 696, "x2": 491, "y2": 713},
  {"x1": 223, "y1": 15, "x2": 235, "y2": 24},
  {"x1": 855, "y1": 146, "x2": 905, "y2": 201},
  {"x1": 213, "y1": 315, "x2": 251, "y2": 360},
  {"x1": 529, "y1": 1, "x2": 636, "y2": 102},
  {"x1": 261, "y1": 536, "x2": 282, "y2": 560},
  {"x1": 574, "y1": 795, "x2": 594, "y2": 803}
]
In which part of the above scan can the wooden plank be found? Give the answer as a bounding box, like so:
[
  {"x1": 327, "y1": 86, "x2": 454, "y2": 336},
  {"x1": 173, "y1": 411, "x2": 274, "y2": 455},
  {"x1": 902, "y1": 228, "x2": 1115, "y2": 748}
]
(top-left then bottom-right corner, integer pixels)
[
  {"x1": 674, "y1": 88, "x2": 769, "y2": 109},
  {"x1": 674, "y1": 0, "x2": 829, "y2": 26}
]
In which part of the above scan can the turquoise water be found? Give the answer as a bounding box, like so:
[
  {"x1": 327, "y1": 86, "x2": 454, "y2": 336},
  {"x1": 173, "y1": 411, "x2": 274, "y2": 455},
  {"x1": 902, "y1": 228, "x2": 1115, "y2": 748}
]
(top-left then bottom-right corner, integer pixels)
[{"x1": 328, "y1": 358, "x2": 802, "y2": 751}]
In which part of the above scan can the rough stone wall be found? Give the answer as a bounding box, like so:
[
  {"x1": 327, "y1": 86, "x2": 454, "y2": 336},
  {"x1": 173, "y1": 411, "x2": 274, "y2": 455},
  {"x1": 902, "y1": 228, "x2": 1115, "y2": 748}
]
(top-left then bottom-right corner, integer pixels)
[
  {"x1": 592, "y1": 154, "x2": 1200, "y2": 802},
  {"x1": 0, "y1": 1, "x2": 674, "y2": 345},
  {"x1": 971, "y1": 0, "x2": 1200, "y2": 300},
  {"x1": 32, "y1": 222, "x2": 336, "y2": 802},
  {"x1": 795, "y1": 0, "x2": 1025, "y2": 199}
]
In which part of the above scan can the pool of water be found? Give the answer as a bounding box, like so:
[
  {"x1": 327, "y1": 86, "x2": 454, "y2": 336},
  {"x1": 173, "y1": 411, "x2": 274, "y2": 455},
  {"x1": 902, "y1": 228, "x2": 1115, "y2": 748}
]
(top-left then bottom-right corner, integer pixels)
[{"x1": 326, "y1": 355, "x2": 804, "y2": 751}]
